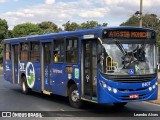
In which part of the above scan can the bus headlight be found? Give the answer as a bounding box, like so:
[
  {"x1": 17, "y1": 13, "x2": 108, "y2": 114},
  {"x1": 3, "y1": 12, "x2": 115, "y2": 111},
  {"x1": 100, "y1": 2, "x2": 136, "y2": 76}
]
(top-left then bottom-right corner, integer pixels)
[
  {"x1": 149, "y1": 87, "x2": 152, "y2": 91},
  {"x1": 101, "y1": 80, "x2": 107, "y2": 88},
  {"x1": 108, "y1": 86, "x2": 112, "y2": 91},
  {"x1": 101, "y1": 81, "x2": 118, "y2": 93},
  {"x1": 155, "y1": 82, "x2": 158, "y2": 86},
  {"x1": 152, "y1": 85, "x2": 156, "y2": 89},
  {"x1": 113, "y1": 88, "x2": 118, "y2": 94}
]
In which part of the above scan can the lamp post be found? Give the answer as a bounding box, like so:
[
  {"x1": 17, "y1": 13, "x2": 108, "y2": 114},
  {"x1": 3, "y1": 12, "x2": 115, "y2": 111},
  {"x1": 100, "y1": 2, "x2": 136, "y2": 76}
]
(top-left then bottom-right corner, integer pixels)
[
  {"x1": 139, "y1": 0, "x2": 143, "y2": 27},
  {"x1": 135, "y1": 0, "x2": 143, "y2": 27}
]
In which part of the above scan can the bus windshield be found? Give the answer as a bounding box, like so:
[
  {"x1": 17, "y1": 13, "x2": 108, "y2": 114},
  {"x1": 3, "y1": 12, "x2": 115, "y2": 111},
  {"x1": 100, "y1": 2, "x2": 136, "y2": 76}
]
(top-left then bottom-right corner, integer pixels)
[{"x1": 99, "y1": 41, "x2": 156, "y2": 75}]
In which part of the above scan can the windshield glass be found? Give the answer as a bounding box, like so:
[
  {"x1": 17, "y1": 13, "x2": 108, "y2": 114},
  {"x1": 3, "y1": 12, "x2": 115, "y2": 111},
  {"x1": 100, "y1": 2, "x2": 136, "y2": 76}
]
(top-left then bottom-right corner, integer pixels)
[{"x1": 99, "y1": 41, "x2": 156, "y2": 75}]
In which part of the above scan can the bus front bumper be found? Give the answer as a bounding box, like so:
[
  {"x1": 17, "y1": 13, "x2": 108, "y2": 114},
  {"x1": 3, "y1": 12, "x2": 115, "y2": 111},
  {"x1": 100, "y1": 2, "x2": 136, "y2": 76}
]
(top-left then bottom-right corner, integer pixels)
[{"x1": 97, "y1": 80, "x2": 158, "y2": 104}]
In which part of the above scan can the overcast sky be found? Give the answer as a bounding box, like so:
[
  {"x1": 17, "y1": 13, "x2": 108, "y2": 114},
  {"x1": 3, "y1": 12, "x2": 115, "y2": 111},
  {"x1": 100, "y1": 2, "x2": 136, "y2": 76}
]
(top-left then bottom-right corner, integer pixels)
[{"x1": 0, "y1": 0, "x2": 160, "y2": 29}]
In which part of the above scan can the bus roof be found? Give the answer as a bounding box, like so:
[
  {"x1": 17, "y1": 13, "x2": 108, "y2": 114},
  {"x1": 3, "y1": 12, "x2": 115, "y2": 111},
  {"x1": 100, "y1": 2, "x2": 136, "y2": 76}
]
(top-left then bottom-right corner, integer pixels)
[{"x1": 3, "y1": 26, "x2": 155, "y2": 43}]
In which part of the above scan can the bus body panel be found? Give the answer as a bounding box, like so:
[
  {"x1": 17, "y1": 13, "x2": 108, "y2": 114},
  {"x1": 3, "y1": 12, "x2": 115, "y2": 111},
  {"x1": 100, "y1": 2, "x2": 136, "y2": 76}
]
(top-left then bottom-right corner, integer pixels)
[
  {"x1": 19, "y1": 62, "x2": 41, "y2": 92},
  {"x1": 13, "y1": 63, "x2": 18, "y2": 84},
  {"x1": 32, "y1": 62, "x2": 41, "y2": 92},
  {"x1": 4, "y1": 61, "x2": 12, "y2": 83},
  {"x1": 11, "y1": 44, "x2": 19, "y2": 84},
  {"x1": 50, "y1": 63, "x2": 67, "y2": 96},
  {"x1": 50, "y1": 63, "x2": 81, "y2": 96}
]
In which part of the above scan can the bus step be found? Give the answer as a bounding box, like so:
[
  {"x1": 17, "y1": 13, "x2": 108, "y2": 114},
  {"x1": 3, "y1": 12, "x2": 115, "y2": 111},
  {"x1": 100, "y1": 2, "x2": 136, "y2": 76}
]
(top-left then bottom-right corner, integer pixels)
[{"x1": 42, "y1": 90, "x2": 52, "y2": 95}]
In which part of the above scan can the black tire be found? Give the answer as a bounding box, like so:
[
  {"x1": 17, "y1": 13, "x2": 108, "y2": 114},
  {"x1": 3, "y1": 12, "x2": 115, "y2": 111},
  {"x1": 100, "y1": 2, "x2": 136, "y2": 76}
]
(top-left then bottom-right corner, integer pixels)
[
  {"x1": 113, "y1": 102, "x2": 127, "y2": 107},
  {"x1": 68, "y1": 84, "x2": 83, "y2": 108},
  {"x1": 21, "y1": 76, "x2": 31, "y2": 94}
]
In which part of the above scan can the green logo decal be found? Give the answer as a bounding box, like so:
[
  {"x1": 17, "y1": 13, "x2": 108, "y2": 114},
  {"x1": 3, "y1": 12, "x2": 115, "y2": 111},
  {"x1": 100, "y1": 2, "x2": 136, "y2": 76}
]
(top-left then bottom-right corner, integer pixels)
[
  {"x1": 74, "y1": 68, "x2": 79, "y2": 79},
  {"x1": 26, "y1": 62, "x2": 35, "y2": 88}
]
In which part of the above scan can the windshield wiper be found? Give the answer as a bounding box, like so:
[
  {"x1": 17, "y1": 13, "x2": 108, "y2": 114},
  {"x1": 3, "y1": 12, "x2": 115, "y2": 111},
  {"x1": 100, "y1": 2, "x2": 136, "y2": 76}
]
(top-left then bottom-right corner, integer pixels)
[
  {"x1": 113, "y1": 39, "x2": 127, "y2": 55},
  {"x1": 113, "y1": 39, "x2": 137, "y2": 68}
]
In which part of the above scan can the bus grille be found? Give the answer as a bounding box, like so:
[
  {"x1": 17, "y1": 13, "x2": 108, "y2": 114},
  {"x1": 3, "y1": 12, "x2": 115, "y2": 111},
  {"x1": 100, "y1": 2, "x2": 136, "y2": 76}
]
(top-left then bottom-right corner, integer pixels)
[{"x1": 105, "y1": 74, "x2": 156, "y2": 83}]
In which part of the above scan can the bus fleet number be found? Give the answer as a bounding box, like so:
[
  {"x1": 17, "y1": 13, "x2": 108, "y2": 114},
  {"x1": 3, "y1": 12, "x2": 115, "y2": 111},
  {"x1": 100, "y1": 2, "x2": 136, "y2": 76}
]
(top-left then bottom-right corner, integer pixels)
[{"x1": 142, "y1": 82, "x2": 151, "y2": 87}]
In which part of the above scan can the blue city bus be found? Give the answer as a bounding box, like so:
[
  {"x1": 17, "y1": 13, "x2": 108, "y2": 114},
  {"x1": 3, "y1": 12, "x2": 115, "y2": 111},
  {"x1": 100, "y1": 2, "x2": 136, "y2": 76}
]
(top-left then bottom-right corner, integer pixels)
[{"x1": 3, "y1": 26, "x2": 158, "y2": 108}]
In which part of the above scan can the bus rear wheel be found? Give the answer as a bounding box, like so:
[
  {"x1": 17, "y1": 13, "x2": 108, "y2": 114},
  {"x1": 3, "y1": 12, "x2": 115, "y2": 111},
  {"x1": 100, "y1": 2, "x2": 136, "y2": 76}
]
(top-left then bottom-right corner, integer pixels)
[
  {"x1": 21, "y1": 76, "x2": 31, "y2": 94},
  {"x1": 68, "y1": 84, "x2": 83, "y2": 108},
  {"x1": 113, "y1": 102, "x2": 127, "y2": 107}
]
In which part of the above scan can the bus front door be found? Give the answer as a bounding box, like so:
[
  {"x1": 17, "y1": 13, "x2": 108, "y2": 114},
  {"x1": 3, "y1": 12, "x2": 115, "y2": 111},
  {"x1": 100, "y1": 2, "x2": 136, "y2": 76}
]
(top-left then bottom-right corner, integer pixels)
[
  {"x1": 42, "y1": 42, "x2": 52, "y2": 92},
  {"x1": 82, "y1": 40, "x2": 97, "y2": 100},
  {"x1": 11, "y1": 45, "x2": 18, "y2": 84}
]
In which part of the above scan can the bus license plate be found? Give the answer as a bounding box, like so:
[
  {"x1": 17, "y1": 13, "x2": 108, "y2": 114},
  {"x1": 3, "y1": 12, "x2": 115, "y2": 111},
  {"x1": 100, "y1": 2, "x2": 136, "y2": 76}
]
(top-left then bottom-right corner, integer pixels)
[{"x1": 129, "y1": 94, "x2": 139, "y2": 99}]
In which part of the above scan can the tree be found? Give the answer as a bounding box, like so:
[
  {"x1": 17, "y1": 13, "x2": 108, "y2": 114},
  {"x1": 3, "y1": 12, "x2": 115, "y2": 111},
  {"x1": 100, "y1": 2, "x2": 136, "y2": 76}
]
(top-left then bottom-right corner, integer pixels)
[
  {"x1": 0, "y1": 18, "x2": 8, "y2": 41},
  {"x1": 12, "y1": 22, "x2": 42, "y2": 37},
  {"x1": 80, "y1": 21, "x2": 99, "y2": 29},
  {"x1": 101, "y1": 22, "x2": 108, "y2": 27},
  {"x1": 63, "y1": 21, "x2": 108, "y2": 31},
  {"x1": 80, "y1": 21, "x2": 108, "y2": 28},
  {"x1": 5, "y1": 30, "x2": 13, "y2": 39},
  {"x1": 120, "y1": 14, "x2": 160, "y2": 29},
  {"x1": 63, "y1": 21, "x2": 80, "y2": 31},
  {"x1": 38, "y1": 21, "x2": 61, "y2": 33},
  {"x1": 0, "y1": 18, "x2": 9, "y2": 64},
  {"x1": 142, "y1": 14, "x2": 160, "y2": 30},
  {"x1": 120, "y1": 15, "x2": 139, "y2": 27}
]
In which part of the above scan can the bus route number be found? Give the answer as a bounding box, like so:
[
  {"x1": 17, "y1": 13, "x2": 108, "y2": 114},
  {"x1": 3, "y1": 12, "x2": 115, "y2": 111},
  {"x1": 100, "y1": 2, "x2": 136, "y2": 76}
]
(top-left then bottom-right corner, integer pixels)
[{"x1": 142, "y1": 82, "x2": 151, "y2": 87}]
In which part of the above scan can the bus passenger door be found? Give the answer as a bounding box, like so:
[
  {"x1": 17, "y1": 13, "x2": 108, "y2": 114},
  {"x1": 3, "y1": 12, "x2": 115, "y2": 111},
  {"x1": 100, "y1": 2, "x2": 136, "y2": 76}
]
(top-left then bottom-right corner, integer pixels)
[
  {"x1": 11, "y1": 45, "x2": 18, "y2": 84},
  {"x1": 42, "y1": 42, "x2": 52, "y2": 92},
  {"x1": 82, "y1": 40, "x2": 97, "y2": 100}
]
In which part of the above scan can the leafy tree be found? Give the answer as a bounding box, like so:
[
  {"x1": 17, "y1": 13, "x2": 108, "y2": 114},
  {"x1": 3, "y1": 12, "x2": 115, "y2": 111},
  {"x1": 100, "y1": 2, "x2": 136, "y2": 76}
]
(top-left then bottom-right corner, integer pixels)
[
  {"x1": 62, "y1": 21, "x2": 80, "y2": 31},
  {"x1": 80, "y1": 21, "x2": 108, "y2": 28},
  {"x1": 80, "y1": 21, "x2": 99, "y2": 29},
  {"x1": 0, "y1": 18, "x2": 8, "y2": 41},
  {"x1": 5, "y1": 30, "x2": 13, "y2": 38},
  {"x1": 142, "y1": 14, "x2": 160, "y2": 30},
  {"x1": 0, "y1": 18, "x2": 9, "y2": 64},
  {"x1": 100, "y1": 22, "x2": 108, "y2": 27},
  {"x1": 12, "y1": 22, "x2": 42, "y2": 37},
  {"x1": 120, "y1": 14, "x2": 160, "y2": 29},
  {"x1": 120, "y1": 15, "x2": 139, "y2": 27},
  {"x1": 38, "y1": 21, "x2": 61, "y2": 33},
  {"x1": 63, "y1": 21, "x2": 108, "y2": 31}
]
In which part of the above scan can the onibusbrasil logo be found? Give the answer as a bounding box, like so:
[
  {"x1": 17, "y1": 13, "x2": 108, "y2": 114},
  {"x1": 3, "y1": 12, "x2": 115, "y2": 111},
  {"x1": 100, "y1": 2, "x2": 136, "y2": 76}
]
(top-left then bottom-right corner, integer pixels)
[{"x1": 26, "y1": 62, "x2": 35, "y2": 88}]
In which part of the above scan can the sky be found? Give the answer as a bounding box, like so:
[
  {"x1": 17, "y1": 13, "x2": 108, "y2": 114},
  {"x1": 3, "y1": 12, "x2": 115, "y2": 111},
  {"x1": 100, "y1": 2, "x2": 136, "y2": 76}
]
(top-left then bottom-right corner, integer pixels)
[{"x1": 0, "y1": 0, "x2": 160, "y2": 30}]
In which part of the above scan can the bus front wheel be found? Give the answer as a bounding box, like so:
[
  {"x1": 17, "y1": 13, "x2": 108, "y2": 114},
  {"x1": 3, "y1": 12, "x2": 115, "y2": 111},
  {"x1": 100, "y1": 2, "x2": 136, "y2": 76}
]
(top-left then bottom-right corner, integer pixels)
[
  {"x1": 21, "y1": 76, "x2": 31, "y2": 94},
  {"x1": 68, "y1": 84, "x2": 83, "y2": 108},
  {"x1": 113, "y1": 102, "x2": 127, "y2": 107}
]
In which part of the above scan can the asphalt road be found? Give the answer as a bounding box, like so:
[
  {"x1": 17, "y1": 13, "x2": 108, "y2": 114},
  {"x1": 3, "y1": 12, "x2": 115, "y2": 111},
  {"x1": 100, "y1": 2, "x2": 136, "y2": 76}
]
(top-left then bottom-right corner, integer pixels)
[{"x1": 0, "y1": 71, "x2": 160, "y2": 120}]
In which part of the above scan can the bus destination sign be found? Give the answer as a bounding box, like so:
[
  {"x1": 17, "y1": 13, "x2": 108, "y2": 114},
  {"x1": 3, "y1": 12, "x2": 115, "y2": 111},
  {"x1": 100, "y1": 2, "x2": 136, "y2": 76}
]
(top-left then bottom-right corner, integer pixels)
[{"x1": 102, "y1": 30, "x2": 155, "y2": 39}]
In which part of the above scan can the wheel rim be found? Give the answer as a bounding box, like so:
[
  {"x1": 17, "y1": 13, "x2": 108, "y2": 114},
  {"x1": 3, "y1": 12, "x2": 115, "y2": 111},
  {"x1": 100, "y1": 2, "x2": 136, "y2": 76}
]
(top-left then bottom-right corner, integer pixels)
[
  {"x1": 71, "y1": 90, "x2": 79, "y2": 102},
  {"x1": 22, "y1": 82, "x2": 26, "y2": 92}
]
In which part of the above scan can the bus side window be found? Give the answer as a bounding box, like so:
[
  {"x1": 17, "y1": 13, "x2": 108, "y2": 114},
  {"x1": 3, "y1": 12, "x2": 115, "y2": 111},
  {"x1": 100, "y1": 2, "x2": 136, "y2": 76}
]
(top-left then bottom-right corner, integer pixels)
[
  {"x1": 30, "y1": 42, "x2": 40, "y2": 61},
  {"x1": 5, "y1": 44, "x2": 11, "y2": 61},
  {"x1": 66, "y1": 37, "x2": 78, "y2": 63},
  {"x1": 53, "y1": 39, "x2": 64, "y2": 62},
  {"x1": 20, "y1": 43, "x2": 29, "y2": 61}
]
